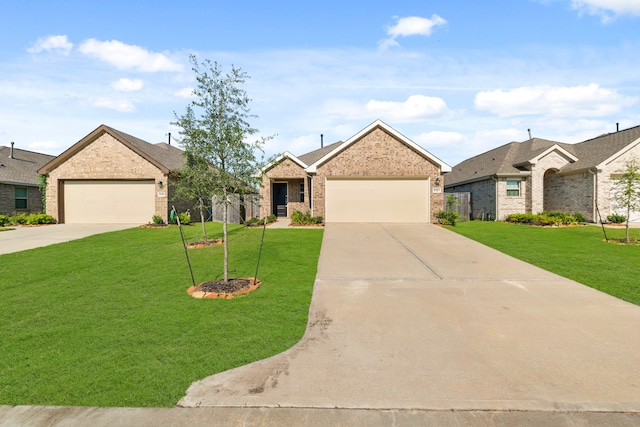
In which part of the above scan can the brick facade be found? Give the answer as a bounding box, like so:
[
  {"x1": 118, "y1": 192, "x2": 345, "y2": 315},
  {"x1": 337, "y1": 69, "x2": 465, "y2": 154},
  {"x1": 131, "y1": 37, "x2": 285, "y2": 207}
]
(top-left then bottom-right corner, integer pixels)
[
  {"x1": 45, "y1": 133, "x2": 171, "y2": 223},
  {"x1": 0, "y1": 183, "x2": 44, "y2": 215},
  {"x1": 260, "y1": 123, "x2": 447, "y2": 223},
  {"x1": 313, "y1": 127, "x2": 443, "y2": 222}
]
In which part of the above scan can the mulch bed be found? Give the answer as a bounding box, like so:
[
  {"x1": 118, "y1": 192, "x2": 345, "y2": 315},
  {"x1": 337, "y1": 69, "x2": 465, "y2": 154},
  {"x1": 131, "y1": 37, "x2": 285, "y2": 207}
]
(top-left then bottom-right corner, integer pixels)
[
  {"x1": 187, "y1": 239, "x2": 222, "y2": 248},
  {"x1": 187, "y1": 278, "x2": 260, "y2": 299},
  {"x1": 139, "y1": 224, "x2": 170, "y2": 229}
]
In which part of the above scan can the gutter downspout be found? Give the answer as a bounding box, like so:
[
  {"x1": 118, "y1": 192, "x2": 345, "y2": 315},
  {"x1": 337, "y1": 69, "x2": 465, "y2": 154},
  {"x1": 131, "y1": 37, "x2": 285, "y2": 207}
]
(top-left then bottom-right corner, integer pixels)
[
  {"x1": 491, "y1": 175, "x2": 498, "y2": 221},
  {"x1": 306, "y1": 174, "x2": 313, "y2": 216}
]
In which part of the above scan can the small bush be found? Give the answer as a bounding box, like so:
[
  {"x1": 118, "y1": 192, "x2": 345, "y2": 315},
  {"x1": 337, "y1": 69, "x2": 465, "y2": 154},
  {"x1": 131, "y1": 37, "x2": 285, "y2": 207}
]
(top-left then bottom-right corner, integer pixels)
[
  {"x1": 436, "y1": 210, "x2": 460, "y2": 226},
  {"x1": 290, "y1": 210, "x2": 323, "y2": 225},
  {"x1": 0, "y1": 215, "x2": 10, "y2": 227},
  {"x1": 152, "y1": 215, "x2": 164, "y2": 224},
  {"x1": 505, "y1": 211, "x2": 585, "y2": 226},
  {"x1": 10, "y1": 214, "x2": 28, "y2": 225},
  {"x1": 178, "y1": 212, "x2": 191, "y2": 225},
  {"x1": 25, "y1": 213, "x2": 55, "y2": 225},
  {"x1": 245, "y1": 215, "x2": 278, "y2": 227},
  {"x1": 607, "y1": 213, "x2": 626, "y2": 224}
]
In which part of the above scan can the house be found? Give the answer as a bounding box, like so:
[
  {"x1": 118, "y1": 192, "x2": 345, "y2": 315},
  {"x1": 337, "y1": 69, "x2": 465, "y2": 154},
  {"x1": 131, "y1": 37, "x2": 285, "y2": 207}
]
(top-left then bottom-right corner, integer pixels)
[
  {"x1": 38, "y1": 124, "x2": 185, "y2": 224},
  {"x1": 259, "y1": 120, "x2": 452, "y2": 223},
  {"x1": 444, "y1": 124, "x2": 640, "y2": 222},
  {"x1": 0, "y1": 143, "x2": 55, "y2": 215}
]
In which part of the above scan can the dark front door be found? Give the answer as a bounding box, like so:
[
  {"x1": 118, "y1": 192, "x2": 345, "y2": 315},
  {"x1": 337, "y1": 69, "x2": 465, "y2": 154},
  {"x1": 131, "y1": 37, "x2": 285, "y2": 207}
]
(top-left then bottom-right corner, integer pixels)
[{"x1": 273, "y1": 183, "x2": 288, "y2": 217}]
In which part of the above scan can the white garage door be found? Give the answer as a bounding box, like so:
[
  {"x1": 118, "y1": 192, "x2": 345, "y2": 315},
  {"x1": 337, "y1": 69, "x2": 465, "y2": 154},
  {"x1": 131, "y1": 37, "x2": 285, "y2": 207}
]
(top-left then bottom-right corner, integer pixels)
[
  {"x1": 325, "y1": 178, "x2": 430, "y2": 222},
  {"x1": 64, "y1": 180, "x2": 155, "y2": 224}
]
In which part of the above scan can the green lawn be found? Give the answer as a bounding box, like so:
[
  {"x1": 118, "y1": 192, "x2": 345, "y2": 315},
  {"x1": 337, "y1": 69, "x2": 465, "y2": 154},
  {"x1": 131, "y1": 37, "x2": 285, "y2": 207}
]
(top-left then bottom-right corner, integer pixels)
[
  {"x1": 449, "y1": 221, "x2": 640, "y2": 305},
  {"x1": 0, "y1": 223, "x2": 323, "y2": 407}
]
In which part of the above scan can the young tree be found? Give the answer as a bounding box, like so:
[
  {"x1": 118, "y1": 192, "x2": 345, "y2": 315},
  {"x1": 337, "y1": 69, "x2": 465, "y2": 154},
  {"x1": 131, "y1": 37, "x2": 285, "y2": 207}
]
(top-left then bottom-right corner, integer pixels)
[
  {"x1": 611, "y1": 158, "x2": 640, "y2": 243},
  {"x1": 173, "y1": 55, "x2": 272, "y2": 282}
]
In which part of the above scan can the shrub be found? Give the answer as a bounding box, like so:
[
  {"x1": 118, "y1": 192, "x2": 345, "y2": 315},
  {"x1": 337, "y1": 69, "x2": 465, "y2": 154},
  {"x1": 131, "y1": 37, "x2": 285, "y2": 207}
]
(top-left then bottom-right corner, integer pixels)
[
  {"x1": 505, "y1": 211, "x2": 585, "y2": 226},
  {"x1": 245, "y1": 215, "x2": 278, "y2": 227},
  {"x1": 607, "y1": 213, "x2": 626, "y2": 224},
  {"x1": 152, "y1": 215, "x2": 164, "y2": 224},
  {"x1": 0, "y1": 215, "x2": 10, "y2": 227},
  {"x1": 10, "y1": 214, "x2": 27, "y2": 225},
  {"x1": 25, "y1": 213, "x2": 55, "y2": 225},
  {"x1": 436, "y1": 210, "x2": 460, "y2": 226},
  {"x1": 290, "y1": 210, "x2": 323, "y2": 225},
  {"x1": 178, "y1": 212, "x2": 191, "y2": 225}
]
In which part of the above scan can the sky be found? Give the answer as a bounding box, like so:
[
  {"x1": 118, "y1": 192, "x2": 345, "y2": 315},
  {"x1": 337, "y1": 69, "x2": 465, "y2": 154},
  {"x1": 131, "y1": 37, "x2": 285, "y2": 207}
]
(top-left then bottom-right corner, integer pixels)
[{"x1": 1, "y1": 0, "x2": 640, "y2": 166}]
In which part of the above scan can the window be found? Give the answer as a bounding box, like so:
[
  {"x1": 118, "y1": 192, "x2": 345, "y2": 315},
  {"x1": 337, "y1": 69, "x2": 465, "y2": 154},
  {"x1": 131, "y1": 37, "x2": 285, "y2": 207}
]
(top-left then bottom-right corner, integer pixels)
[
  {"x1": 299, "y1": 182, "x2": 305, "y2": 202},
  {"x1": 15, "y1": 187, "x2": 28, "y2": 210},
  {"x1": 506, "y1": 179, "x2": 520, "y2": 197}
]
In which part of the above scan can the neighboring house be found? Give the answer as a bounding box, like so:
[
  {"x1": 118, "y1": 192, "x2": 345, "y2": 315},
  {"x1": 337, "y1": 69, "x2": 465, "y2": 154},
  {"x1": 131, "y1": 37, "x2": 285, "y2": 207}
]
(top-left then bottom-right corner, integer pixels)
[
  {"x1": 260, "y1": 120, "x2": 451, "y2": 223},
  {"x1": 0, "y1": 143, "x2": 55, "y2": 215},
  {"x1": 38, "y1": 124, "x2": 185, "y2": 224},
  {"x1": 444, "y1": 124, "x2": 640, "y2": 222}
]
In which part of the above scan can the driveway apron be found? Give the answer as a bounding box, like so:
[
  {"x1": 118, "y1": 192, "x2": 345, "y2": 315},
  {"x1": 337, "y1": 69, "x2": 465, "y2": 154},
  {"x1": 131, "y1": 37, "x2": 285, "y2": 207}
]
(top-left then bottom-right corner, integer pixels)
[{"x1": 179, "y1": 223, "x2": 640, "y2": 412}]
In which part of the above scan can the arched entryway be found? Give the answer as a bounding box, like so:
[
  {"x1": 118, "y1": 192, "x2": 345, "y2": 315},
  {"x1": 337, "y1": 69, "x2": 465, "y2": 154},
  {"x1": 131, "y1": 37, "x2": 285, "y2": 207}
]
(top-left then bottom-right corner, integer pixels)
[{"x1": 543, "y1": 168, "x2": 561, "y2": 211}]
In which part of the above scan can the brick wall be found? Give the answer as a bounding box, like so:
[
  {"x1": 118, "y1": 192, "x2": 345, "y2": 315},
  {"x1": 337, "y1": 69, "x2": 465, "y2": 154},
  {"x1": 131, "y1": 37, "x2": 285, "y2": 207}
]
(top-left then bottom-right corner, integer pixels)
[
  {"x1": 0, "y1": 183, "x2": 44, "y2": 215},
  {"x1": 45, "y1": 133, "x2": 169, "y2": 222},
  {"x1": 313, "y1": 127, "x2": 444, "y2": 222},
  {"x1": 260, "y1": 157, "x2": 307, "y2": 218}
]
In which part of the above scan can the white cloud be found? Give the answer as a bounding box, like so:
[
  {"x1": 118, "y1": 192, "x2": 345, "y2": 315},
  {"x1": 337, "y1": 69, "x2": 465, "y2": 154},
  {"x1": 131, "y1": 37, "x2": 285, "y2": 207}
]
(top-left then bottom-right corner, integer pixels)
[
  {"x1": 91, "y1": 97, "x2": 136, "y2": 112},
  {"x1": 571, "y1": 0, "x2": 640, "y2": 21},
  {"x1": 174, "y1": 87, "x2": 194, "y2": 98},
  {"x1": 78, "y1": 39, "x2": 183, "y2": 72},
  {"x1": 111, "y1": 78, "x2": 144, "y2": 92},
  {"x1": 474, "y1": 83, "x2": 638, "y2": 118},
  {"x1": 27, "y1": 140, "x2": 65, "y2": 153},
  {"x1": 379, "y1": 15, "x2": 446, "y2": 50},
  {"x1": 365, "y1": 95, "x2": 450, "y2": 122},
  {"x1": 27, "y1": 35, "x2": 73, "y2": 55},
  {"x1": 414, "y1": 131, "x2": 465, "y2": 149}
]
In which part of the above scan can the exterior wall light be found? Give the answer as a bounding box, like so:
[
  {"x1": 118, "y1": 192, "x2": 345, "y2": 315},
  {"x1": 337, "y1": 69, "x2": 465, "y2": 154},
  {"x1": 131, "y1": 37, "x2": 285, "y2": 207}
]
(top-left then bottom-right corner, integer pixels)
[{"x1": 435, "y1": 177, "x2": 441, "y2": 186}]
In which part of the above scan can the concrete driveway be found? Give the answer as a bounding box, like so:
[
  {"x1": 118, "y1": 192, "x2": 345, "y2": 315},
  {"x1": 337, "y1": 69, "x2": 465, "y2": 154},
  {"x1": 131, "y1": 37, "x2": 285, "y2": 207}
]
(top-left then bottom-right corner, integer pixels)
[
  {"x1": 180, "y1": 222, "x2": 640, "y2": 413},
  {"x1": 0, "y1": 223, "x2": 138, "y2": 255}
]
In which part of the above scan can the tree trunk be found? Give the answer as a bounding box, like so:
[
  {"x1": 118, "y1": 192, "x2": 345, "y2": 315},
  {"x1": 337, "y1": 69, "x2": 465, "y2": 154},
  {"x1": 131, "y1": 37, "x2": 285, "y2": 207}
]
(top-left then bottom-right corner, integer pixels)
[
  {"x1": 199, "y1": 198, "x2": 207, "y2": 241},
  {"x1": 223, "y1": 193, "x2": 229, "y2": 282}
]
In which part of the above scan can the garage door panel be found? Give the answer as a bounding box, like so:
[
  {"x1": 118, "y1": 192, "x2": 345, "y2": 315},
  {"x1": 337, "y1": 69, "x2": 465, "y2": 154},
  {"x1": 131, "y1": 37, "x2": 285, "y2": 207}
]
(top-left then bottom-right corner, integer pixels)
[
  {"x1": 326, "y1": 179, "x2": 429, "y2": 223},
  {"x1": 64, "y1": 180, "x2": 155, "y2": 224}
]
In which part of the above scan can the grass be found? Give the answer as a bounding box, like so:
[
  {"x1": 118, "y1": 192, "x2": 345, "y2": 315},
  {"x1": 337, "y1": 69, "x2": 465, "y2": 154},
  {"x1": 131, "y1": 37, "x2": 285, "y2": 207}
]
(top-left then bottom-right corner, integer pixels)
[
  {"x1": 0, "y1": 222, "x2": 323, "y2": 407},
  {"x1": 449, "y1": 221, "x2": 640, "y2": 306}
]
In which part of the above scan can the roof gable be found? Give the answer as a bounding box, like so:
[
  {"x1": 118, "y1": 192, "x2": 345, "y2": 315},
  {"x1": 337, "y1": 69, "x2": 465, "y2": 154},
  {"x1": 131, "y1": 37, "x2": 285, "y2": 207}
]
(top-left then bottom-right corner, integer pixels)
[
  {"x1": 305, "y1": 120, "x2": 451, "y2": 173},
  {"x1": 260, "y1": 151, "x2": 307, "y2": 175},
  {"x1": 38, "y1": 125, "x2": 184, "y2": 174}
]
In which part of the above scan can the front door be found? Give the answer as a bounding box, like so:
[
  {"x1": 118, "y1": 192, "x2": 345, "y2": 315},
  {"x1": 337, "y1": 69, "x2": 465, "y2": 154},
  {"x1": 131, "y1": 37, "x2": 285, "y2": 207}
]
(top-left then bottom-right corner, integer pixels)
[{"x1": 273, "y1": 183, "x2": 288, "y2": 217}]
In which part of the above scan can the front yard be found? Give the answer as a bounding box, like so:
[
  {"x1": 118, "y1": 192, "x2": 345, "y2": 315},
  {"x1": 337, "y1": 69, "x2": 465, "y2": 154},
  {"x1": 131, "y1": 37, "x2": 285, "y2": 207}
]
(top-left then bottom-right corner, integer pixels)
[
  {"x1": 450, "y1": 221, "x2": 640, "y2": 306},
  {"x1": 0, "y1": 223, "x2": 323, "y2": 407}
]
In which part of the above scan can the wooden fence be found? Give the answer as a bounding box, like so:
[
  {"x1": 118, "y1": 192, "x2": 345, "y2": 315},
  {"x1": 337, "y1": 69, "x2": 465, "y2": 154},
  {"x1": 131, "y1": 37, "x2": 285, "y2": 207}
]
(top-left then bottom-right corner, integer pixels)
[
  {"x1": 445, "y1": 192, "x2": 471, "y2": 221},
  {"x1": 210, "y1": 194, "x2": 260, "y2": 224}
]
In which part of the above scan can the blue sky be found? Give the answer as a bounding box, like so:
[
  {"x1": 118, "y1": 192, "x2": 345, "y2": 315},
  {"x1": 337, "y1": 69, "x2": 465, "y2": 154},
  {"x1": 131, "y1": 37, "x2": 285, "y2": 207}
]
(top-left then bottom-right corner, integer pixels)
[{"x1": 2, "y1": 0, "x2": 640, "y2": 165}]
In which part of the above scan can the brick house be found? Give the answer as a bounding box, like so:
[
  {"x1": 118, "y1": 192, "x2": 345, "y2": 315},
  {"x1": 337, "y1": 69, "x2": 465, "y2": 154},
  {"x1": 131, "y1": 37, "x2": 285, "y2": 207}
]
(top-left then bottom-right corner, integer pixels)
[
  {"x1": 444, "y1": 124, "x2": 640, "y2": 222},
  {"x1": 259, "y1": 120, "x2": 451, "y2": 223},
  {"x1": 0, "y1": 143, "x2": 55, "y2": 215},
  {"x1": 38, "y1": 124, "x2": 185, "y2": 224}
]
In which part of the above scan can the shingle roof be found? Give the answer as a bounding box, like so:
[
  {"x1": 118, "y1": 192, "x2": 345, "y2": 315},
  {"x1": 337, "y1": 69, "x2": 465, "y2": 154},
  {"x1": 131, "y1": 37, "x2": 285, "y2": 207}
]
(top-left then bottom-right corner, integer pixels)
[
  {"x1": 297, "y1": 141, "x2": 344, "y2": 166},
  {"x1": 445, "y1": 125, "x2": 640, "y2": 187},
  {"x1": 39, "y1": 124, "x2": 185, "y2": 174},
  {"x1": 0, "y1": 146, "x2": 55, "y2": 186},
  {"x1": 445, "y1": 138, "x2": 565, "y2": 186},
  {"x1": 105, "y1": 126, "x2": 185, "y2": 170}
]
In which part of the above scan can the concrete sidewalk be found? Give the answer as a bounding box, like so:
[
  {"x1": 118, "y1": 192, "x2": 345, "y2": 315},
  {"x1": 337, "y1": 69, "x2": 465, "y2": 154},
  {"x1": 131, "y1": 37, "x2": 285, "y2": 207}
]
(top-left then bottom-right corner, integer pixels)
[
  {"x1": 0, "y1": 224, "x2": 138, "y2": 255},
  {"x1": 180, "y1": 223, "x2": 640, "y2": 412}
]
